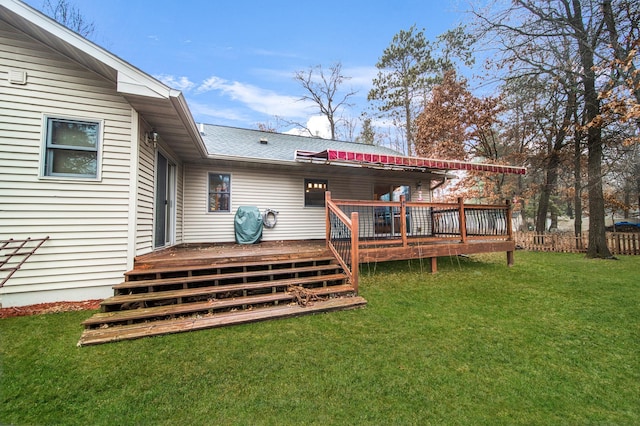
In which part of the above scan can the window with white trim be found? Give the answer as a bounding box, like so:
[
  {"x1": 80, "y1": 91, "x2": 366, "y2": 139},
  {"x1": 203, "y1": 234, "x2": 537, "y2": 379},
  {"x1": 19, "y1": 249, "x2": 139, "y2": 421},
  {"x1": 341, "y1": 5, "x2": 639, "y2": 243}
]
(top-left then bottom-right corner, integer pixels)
[
  {"x1": 208, "y1": 173, "x2": 231, "y2": 212},
  {"x1": 43, "y1": 117, "x2": 100, "y2": 178},
  {"x1": 304, "y1": 178, "x2": 328, "y2": 207}
]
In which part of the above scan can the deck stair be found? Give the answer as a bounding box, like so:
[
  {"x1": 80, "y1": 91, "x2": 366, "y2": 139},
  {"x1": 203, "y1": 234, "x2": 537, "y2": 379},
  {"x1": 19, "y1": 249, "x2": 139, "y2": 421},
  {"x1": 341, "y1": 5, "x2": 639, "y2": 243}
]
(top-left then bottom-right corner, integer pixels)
[{"x1": 78, "y1": 251, "x2": 366, "y2": 346}]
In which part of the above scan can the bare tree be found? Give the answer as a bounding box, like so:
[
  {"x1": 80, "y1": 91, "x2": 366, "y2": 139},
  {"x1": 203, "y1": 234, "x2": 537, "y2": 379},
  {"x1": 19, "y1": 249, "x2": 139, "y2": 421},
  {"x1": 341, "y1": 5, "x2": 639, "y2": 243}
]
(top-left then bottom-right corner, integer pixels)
[
  {"x1": 294, "y1": 62, "x2": 357, "y2": 140},
  {"x1": 472, "y1": 0, "x2": 617, "y2": 258},
  {"x1": 42, "y1": 0, "x2": 95, "y2": 38},
  {"x1": 255, "y1": 116, "x2": 288, "y2": 134}
]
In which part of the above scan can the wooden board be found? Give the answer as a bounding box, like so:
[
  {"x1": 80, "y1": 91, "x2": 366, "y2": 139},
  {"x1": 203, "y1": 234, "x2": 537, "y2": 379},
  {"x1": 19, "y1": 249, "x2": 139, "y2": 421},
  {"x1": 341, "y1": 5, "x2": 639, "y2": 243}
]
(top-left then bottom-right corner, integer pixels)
[
  {"x1": 84, "y1": 285, "x2": 356, "y2": 326},
  {"x1": 359, "y1": 241, "x2": 516, "y2": 263},
  {"x1": 78, "y1": 296, "x2": 367, "y2": 346}
]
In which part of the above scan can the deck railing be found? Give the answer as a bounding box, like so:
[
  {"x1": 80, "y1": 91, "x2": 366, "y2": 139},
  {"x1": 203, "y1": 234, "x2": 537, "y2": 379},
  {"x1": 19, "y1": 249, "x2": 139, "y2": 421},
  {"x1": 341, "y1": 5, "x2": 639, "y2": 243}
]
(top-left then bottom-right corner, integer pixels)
[
  {"x1": 332, "y1": 195, "x2": 513, "y2": 247},
  {"x1": 325, "y1": 192, "x2": 359, "y2": 292}
]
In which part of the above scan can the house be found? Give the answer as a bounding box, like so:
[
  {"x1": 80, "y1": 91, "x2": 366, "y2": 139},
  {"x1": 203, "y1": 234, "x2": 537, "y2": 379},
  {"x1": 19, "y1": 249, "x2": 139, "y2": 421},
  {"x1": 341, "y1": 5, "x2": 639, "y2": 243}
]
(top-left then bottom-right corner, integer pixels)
[
  {"x1": 0, "y1": 0, "x2": 524, "y2": 311},
  {"x1": 189, "y1": 124, "x2": 447, "y2": 244},
  {"x1": 1, "y1": 0, "x2": 205, "y2": 307}
]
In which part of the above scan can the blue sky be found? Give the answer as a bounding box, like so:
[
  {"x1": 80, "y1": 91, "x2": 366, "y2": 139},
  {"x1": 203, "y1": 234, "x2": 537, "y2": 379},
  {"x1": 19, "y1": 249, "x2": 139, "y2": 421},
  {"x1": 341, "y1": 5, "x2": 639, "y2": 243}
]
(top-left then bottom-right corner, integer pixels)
[{"x1": 25, "y1": 0, "x2": 468, "y2": 139}]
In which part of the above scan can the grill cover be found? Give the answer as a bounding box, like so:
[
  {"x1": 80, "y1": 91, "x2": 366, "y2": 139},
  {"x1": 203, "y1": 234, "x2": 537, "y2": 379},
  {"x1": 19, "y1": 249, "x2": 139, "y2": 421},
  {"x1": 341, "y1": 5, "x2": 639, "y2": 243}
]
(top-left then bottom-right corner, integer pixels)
[{"x1": 234, "y1": 206, "x2": 263, "y2": 244}]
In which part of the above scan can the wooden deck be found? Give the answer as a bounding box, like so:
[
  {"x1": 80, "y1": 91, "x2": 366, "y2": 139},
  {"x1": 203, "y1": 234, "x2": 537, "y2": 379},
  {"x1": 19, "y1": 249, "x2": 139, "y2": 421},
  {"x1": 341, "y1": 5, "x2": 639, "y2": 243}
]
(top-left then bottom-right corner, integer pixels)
[
  {"x1": 134, "y1": 240, "x2": 329, "y2": 268},
  {"x1": 79, "y1": 193, "x2": 518, "y2": 346},
  {"x1": 134, "y1": 238, "x2": 514, "y2": 272}
]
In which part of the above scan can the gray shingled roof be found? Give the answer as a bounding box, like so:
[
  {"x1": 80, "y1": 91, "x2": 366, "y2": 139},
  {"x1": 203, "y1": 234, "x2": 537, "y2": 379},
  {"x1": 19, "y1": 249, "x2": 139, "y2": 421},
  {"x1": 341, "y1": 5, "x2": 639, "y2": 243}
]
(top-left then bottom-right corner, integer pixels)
[{"x1": 199, "y1": 123, "x2": 401, "y2": 162}]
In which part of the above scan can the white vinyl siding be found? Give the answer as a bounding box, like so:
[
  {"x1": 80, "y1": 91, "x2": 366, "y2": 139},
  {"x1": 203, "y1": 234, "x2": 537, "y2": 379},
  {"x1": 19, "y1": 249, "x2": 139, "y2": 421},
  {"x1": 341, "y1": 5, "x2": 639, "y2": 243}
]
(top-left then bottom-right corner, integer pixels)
[
  {"x1": 135, "y1": 134, "x2": 184, "y2": 255},
  {"x1": 0, "y1": 24, "x2": 134, "y2": 306},
  {"x1": 174, "y1": 159, "x2": 184, "y2": 244},
  {"x1": 182, "y1": 162, "x2": 432, "y2": 244},
  {"x1": 183, "y1": 164, "x2": 374, "y2": 243},
  {"x1": 135, "y1": 127, "x2": 156, "y2": 255}
]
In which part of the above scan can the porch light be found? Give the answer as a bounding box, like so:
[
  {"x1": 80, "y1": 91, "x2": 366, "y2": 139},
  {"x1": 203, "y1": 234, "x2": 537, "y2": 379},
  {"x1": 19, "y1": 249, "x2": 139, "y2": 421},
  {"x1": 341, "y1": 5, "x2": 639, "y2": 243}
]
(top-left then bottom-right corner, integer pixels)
[{"x1": 145, "y1": 129, "x2": 159, "y2": 147}]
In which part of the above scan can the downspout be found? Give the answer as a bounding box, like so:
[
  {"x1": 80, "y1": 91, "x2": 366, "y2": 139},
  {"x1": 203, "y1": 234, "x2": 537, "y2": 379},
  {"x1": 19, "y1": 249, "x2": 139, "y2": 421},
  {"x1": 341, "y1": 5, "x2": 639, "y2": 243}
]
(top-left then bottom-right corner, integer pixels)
[{"x1": 430, "y1": 177, "x2": 447, "y2": 191}]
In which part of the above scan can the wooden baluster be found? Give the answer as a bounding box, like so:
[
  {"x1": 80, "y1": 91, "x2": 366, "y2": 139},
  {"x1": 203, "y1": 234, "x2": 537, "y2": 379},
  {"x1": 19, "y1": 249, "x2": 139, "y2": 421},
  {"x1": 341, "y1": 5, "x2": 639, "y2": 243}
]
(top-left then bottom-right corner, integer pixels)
[
  {"x1": 350, "y1": 212, "x2": 359, "y2": 294},
  {"x1": 458, "y1": 197, "x2": 467, "y2": 244}
]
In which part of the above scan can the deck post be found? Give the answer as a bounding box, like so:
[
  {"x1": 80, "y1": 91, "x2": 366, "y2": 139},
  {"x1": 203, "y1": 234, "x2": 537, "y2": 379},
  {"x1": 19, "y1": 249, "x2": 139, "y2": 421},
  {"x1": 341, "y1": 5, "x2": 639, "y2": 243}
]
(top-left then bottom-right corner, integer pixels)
[
  {"x1": 400, "y1": 195, "x2": 408, "y2": 247},
  {"x1": 458, "y1": 197, "x2": 467, "y2": 244},
  {"x1": 350, "y1": 211, "x2": 359, "y2": 293},
  {"x1": 325, "y1": 191, "x2": 332, "y2": 247},
  {"x1": 430, "y1": 257, "x2": 438, "y2": 274},
  {"x1": 506, "y1": 199, "x2": 514, "y2": 267},
  {"x1": 507, "y1": 250, "x2": 514, "y2": 267},
  {"x1": 505, "y1": 199, "x2": 513, "y2": 240}
]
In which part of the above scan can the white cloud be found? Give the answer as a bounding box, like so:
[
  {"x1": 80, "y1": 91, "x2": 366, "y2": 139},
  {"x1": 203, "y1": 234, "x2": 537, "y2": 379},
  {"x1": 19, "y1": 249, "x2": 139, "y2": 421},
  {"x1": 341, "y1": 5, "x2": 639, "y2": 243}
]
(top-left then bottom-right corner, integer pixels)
[
  {"x1": 284, "y1": 115, "x2": 331, "y2": 139},
  {"x1": 196, "y1": 75, "x2": 314, "y2": 118},
  {"x1": 343, "y1": 65, "x2": 378, "y2": 90},
  {"x1": 187, "y1": 101, "x2": 248, "y2": 122},
  {"x1": 306, "y1": 115, "x2": 331, "y2": 138},
  {"x1": 251, "y1": 48, "x2": 300, "y2": 59},
  {"x1": 155, "y1": 74, "x2": 196, "y2": 92}
]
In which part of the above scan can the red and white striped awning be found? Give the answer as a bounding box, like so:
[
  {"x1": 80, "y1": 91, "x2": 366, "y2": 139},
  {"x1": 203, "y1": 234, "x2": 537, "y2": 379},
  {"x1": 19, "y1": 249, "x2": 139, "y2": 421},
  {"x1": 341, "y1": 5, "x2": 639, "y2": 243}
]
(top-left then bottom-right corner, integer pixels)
[{"x1": 295, "y1": 149, "x2": 526, "y2": 175}]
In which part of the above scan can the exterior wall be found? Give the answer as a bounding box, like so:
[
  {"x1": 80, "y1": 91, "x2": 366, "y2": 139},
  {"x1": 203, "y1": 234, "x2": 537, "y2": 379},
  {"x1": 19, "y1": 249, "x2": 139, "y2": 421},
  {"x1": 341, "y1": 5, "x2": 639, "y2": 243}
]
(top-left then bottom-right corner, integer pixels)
[
  {"x1": 175, "y1": 158, "x2": 184, "y2": 244},
  {"x1": 182, "y1": 162, "x2": 429, "y2": 243},
  {"x1": 135, "y1": 125, "x2": 155, "y2": 255},
  {"x1": 135, "y1": 125, "x2": 185, "y2": 256},
  {"x1": 0, "y1": 24, "x2": 135, "y2": 306}
]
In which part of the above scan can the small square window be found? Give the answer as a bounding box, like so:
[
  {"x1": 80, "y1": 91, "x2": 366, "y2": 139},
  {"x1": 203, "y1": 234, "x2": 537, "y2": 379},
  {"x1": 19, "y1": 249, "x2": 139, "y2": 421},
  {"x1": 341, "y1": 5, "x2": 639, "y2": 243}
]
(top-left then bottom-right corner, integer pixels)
[
  {"x1": 44, "y1": 117, "x2": 100, "y2": 178},
  {"x1": 208, "y1": 173, "x2": 230, "y2": 212},
  {"x1": 304, "y1": 178, "x2": 328, "y2": 207}
]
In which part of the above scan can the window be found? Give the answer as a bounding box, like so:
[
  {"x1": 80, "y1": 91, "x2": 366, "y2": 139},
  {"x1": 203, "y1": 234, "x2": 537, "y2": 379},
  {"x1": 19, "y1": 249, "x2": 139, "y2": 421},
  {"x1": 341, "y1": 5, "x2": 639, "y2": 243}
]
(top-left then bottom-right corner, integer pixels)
[
  {"x1": 304, "y1": 178, "x2": 328, "y2": 207},
  {"x1": 43, "y1": 117, "x2": 100, "y2": 178},
  {"x1": 208, "y1": 173, "x2": 230, "y2": 212}
]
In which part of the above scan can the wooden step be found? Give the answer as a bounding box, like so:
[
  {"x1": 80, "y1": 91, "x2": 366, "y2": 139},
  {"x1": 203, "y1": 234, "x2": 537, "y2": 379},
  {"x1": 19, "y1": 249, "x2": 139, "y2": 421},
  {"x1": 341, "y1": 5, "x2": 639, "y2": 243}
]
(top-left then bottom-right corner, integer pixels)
[
  {"x1": 126, "y1": 256, "x2": 338, "y2": 280},
  {"x1": 83, "y1": 285, "x2": 356, "y2": 328},
  {"x1": 115, "y1": 263, "x2": 343, "y2": 293},
  {"x1": 101, "y1": 273, "x2": 348, "y2": 311},
  {"x1": 78, "y1": 296, "x2": 368, "y2": 346},
  {"x1": 133, "y1": 250, "x2": 335, "y2": 270}
]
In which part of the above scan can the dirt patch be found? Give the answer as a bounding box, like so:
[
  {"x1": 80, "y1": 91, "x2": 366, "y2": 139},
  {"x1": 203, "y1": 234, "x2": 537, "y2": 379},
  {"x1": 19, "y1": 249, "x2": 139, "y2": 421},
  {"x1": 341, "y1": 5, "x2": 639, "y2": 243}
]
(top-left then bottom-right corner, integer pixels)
[{"x1": 0, "y1": 299, "x2": 102, "y2": 319}]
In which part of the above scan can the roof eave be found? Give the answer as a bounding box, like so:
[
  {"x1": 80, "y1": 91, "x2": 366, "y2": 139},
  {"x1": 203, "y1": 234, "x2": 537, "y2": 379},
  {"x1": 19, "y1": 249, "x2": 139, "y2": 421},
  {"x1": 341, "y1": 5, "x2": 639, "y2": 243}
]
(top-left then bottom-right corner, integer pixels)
[
  {"x1": 1, "y1": 0, "x2": 170, "y2": 97},
  {"x1": 169, "y1": 93, "x2": 208, "y2": 158}
]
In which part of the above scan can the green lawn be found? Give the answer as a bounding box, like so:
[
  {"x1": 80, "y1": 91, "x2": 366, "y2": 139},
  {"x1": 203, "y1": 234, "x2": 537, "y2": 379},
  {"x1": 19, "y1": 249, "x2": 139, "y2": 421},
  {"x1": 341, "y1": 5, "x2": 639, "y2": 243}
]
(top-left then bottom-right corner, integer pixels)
[{"x1": 1, "y1": 252, "x2": 638, "y2": 425}]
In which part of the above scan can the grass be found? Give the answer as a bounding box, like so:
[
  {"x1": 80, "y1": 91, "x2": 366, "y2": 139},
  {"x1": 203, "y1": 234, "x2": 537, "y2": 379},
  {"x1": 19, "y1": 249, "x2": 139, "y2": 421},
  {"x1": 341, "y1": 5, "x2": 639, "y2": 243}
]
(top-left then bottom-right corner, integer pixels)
[{"x1": 1, "y1": 251, "x2": 639, "y2": 425}]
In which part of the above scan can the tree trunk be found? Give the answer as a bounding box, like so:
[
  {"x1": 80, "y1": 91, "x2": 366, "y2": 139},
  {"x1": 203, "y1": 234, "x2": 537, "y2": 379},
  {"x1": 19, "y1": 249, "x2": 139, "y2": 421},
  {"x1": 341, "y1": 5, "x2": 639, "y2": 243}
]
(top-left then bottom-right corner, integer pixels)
[
  {"x1": 573, "y1": 125, "x2": 583, "y2": 248},
  {"x1": 550, "y1": 204, "x2": 558, "y2": 230},
  {"x1": 535, "y1": 87, "x2": 573, "y2": 233},
  {"x1": 517, "y1": 175, "x2": 527, "y2": 231},
  {"x1": 536, "y1": 152, "x2": 560, "y2": 233},
  {"x1": 585, "y1": 114, "x2": 611, "y2": 258},
  {"x1": 571, "y1": 0, "x2": 613, "y2": 258},
  {"x1": 404, "y1": 90, "x2": 413, "y2": 156},
  {"x1": 623, "y1": 188, "x2": 630, "y2": 219}
]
